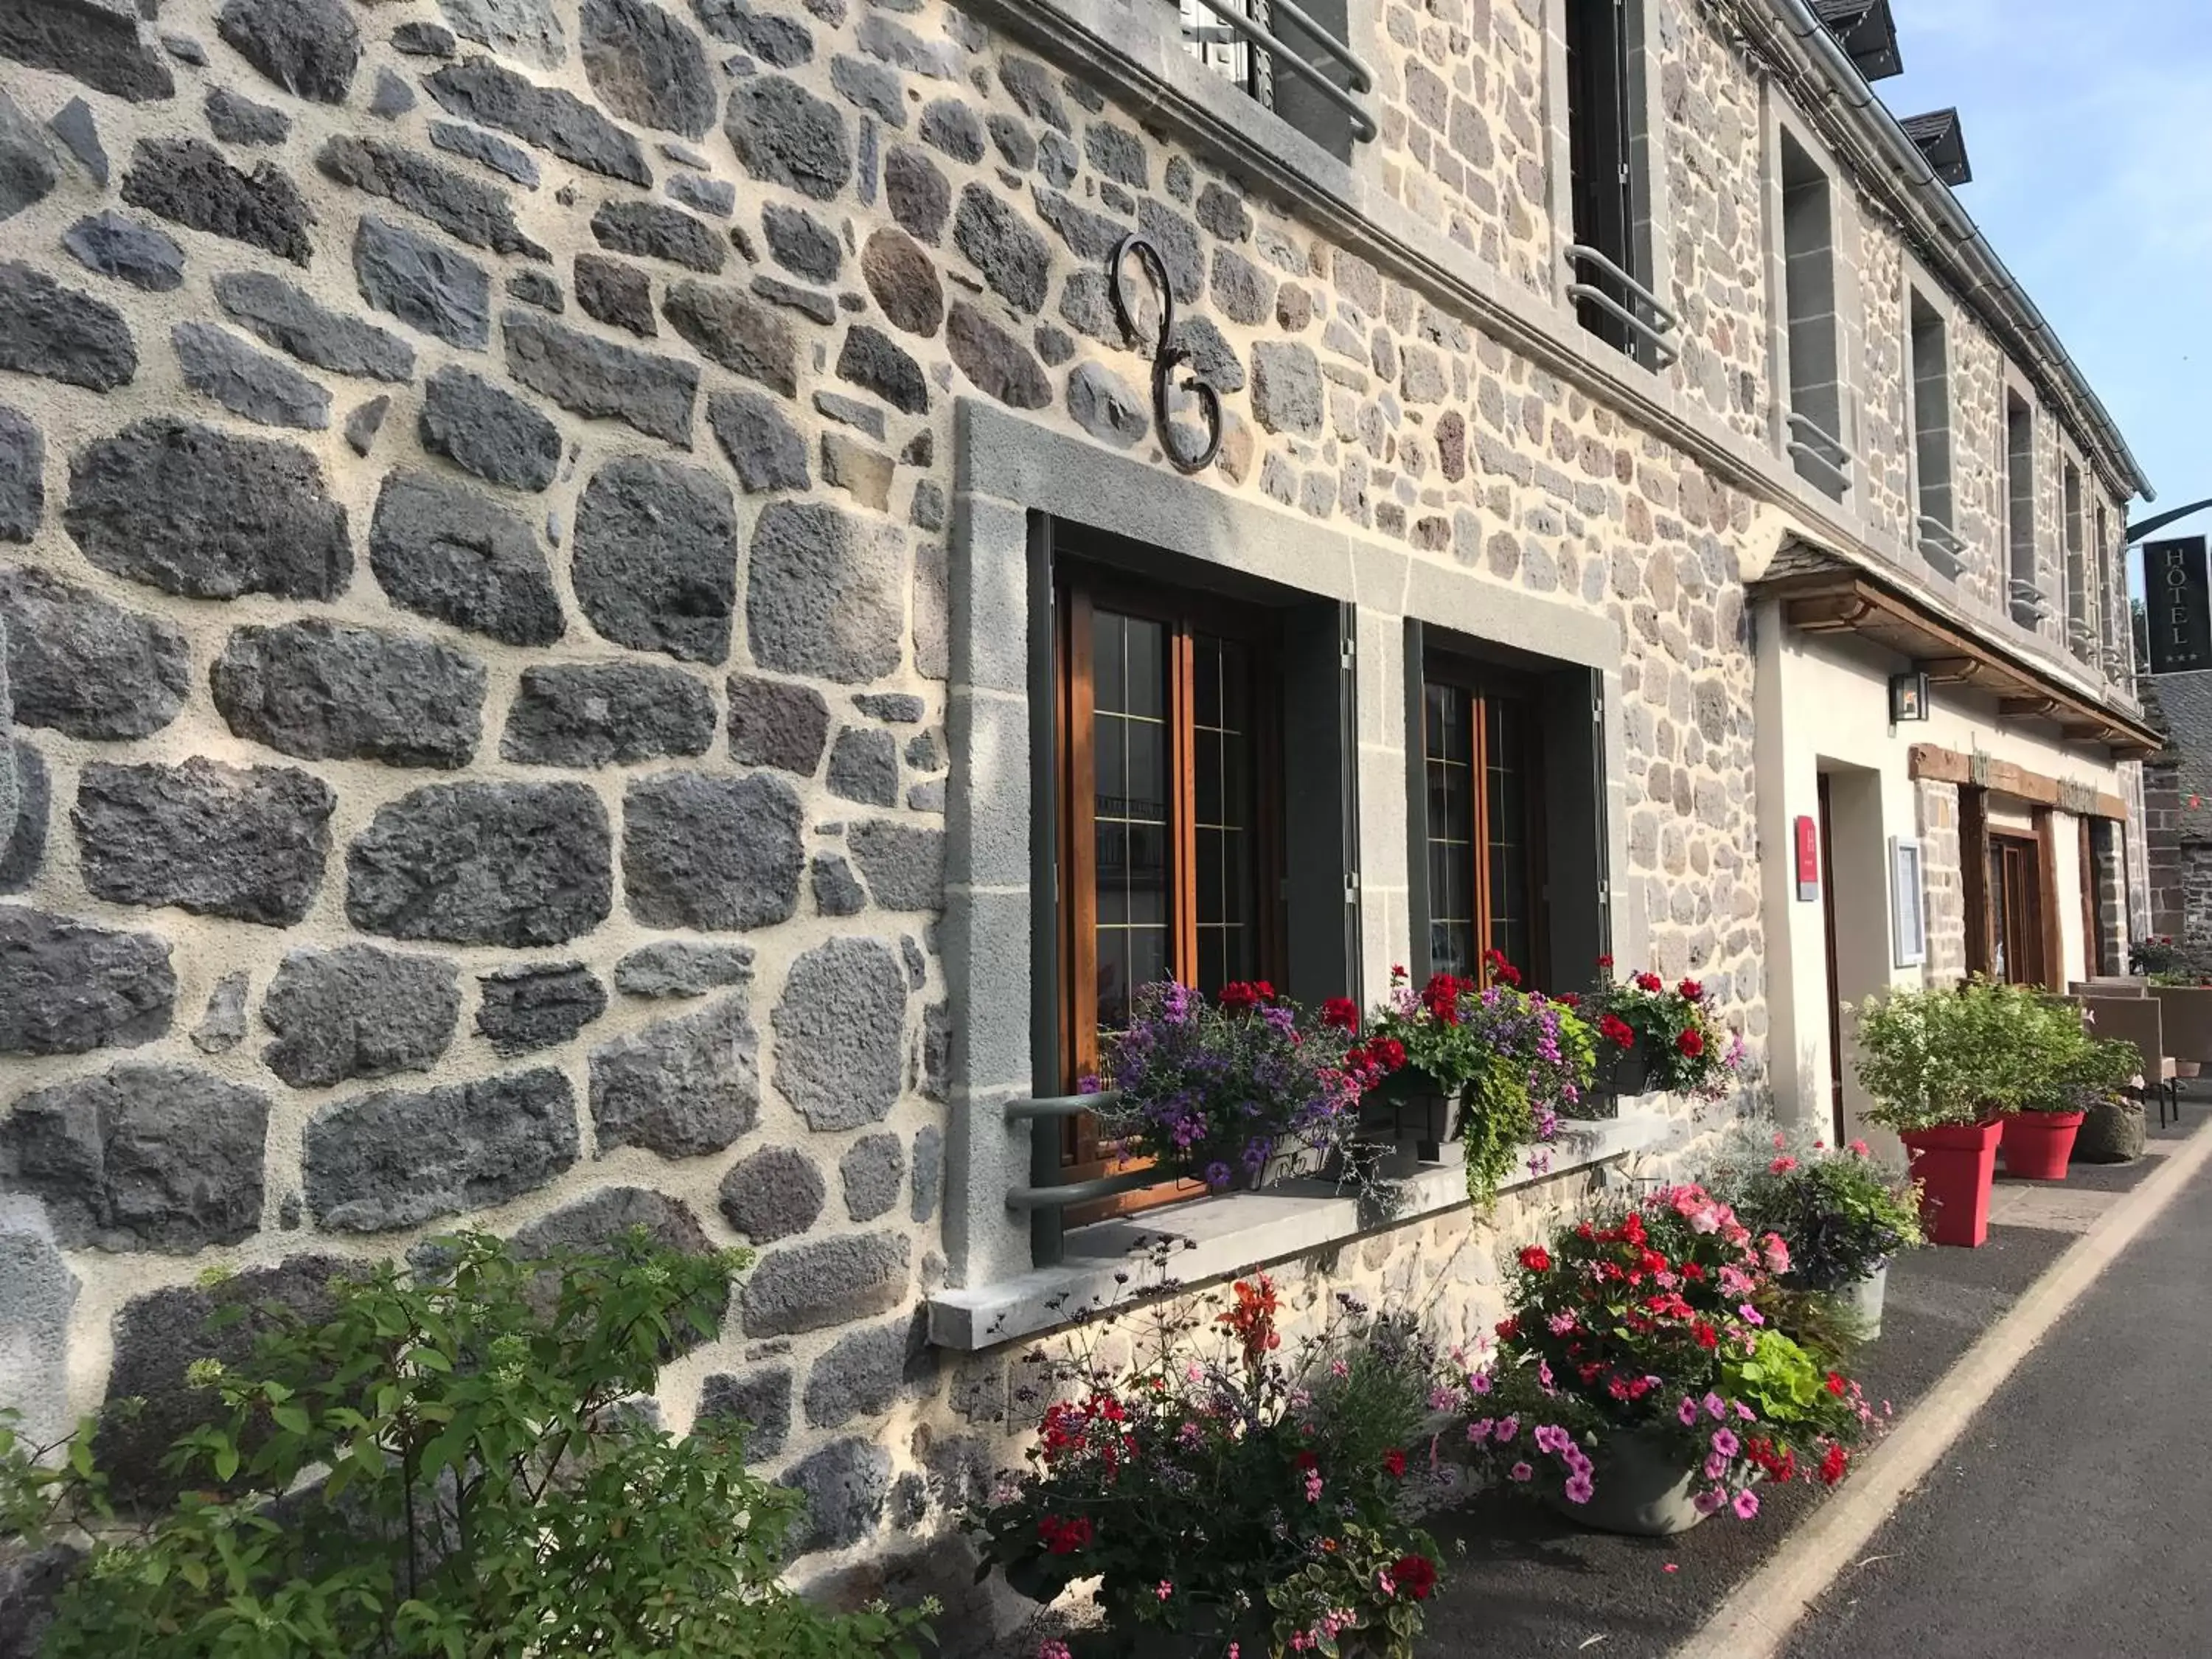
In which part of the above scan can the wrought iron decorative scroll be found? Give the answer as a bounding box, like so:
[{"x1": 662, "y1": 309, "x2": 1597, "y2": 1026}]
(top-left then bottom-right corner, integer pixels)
[{"x1": 1108, "y1": 232, "x2": 1222, "y2": 475}]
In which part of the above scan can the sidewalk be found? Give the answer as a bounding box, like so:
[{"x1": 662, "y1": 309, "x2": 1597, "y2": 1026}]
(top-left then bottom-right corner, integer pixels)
[{"x1": 1412, "y1": 1112, "x2": 2205, "y2": 1659}]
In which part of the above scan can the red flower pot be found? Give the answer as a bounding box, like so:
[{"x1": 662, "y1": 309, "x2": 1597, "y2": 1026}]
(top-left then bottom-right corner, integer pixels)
[
  {"x1": 2000, "y1": 1110, "x2": 2087, "y2": 1181},
  {"x1": 1898, "y1": 1119, "x2": 2003, "y2": 1248}
]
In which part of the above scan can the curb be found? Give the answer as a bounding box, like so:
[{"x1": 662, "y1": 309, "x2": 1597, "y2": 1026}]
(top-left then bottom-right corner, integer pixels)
[{"x1": 1673, "y1": 1115, "x2": 2212, "y2": 1658}]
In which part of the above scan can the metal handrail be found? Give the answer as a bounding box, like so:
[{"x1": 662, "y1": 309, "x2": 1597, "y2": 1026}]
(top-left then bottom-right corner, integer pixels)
[
  {"x1": 1564, "y1": 244, "x2": 1680, "y2": 332},
  {"x1": 1009, "y1": 1169, "x2": 1165, "y2": 1210},
  {"x1": 1565, "y1": 282, "x2": 1681, "y2": 366},
  {"x1": 1787, "y1": 441, "x2": 1850, "y2": 493},
  {"x1": 1183, "y1": 0, "x2": 1378, "y2": 143},
  {"x1": 1917, "y1": 515, "x2": 1966, "y2": 554},
  {"x1": 1786, "y1": 409, "x2": 1851, "y2": 464}
]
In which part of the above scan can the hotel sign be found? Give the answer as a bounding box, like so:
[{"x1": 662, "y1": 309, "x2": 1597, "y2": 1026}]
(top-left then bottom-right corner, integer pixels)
[{"x1": 2146, "y1": 536, "x2": 2212, "y2": 674}]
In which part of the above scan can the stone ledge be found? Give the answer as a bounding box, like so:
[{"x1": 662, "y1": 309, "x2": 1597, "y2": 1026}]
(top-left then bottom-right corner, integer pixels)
[{"x1": 925, "y1": 1111, "x2": 1676, "y2": 1351}]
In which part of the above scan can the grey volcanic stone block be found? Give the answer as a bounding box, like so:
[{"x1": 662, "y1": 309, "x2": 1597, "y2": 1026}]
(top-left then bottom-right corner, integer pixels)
[
  {"x1": 317, "y1": 134, "x2": 545, "y2": 259},
  {"x1": 370, "y1": 66, "x2": 417, "y2": 119},
  {"x1": 885, "y1": 145, "x2": 949, "y2": 242},
  {"x1": 172, "y1": 322, "x2": 331, "y2": 430},
  {"x1": 740, "y1": 1231, "x2": 909, "y2": 1338},
  {"x1": 803, "y1": 1313, "x2": 933, "y2": 1429},
  {"x1": 622, "y1": 771, "x2": 803, "y2": 930},
  {"x1": 0, "y1": 905, "x2": 173, "y2": 1054},
  {"x1": 476, "y1": 961, "x2": 605, "y2": 1054},
  {"x1": 911, "y1": 1123, "x2": 942, "y2": 1222},
  {"x1": 716, "y1": 1142, "x2": 823, "y2": 1242},
  {"x1": 588, "y1": 992, "x2": 759, "y2": 1156},
  {"x1": 1251, "y1": 340, "x2": 1323, "y2": 436},
  {"x1": 571, "y1": 457, "x2": 737, "y2": 662},
  {"x1": 836, "y1": 324, "x2": 928, "y2": 414},
  {"x1": 694, "y1": 0, "x2": 810, "y2": 63},
  {"x1": 779, "y1": 1437, "x2": 891, "y2": 1551},
  {"x1": 214, "y1": 271, "x2": 414, "y2": 381},
  {"x1": 62, "y1": 210, "x2": 183, "y2": 292},
  {"x1": 762, "y1": 202, "x2": 841, "y2": 281},
  {"x1": 368, "y1": 469, "x2": 563, "y2": 647},
  {"x1": 354, "y1": 214, "x2": 490, "y2": 347},
  {"x1": 727, "y1": 674, "x2": 829, "y2": 773},
  {"x1": 612, "y1": 940, "x2": 752, "y2": 998},
  {"x1": 121, "y1": 139, "x2": 313, "y2": 265},
  {"x1": 212, "y1": 619, "x2": 487, "y2": 769},
  {"x1": 439, "y1": 0, "x2": 566, "y2": 67},
  {"x1": 0, "y1": 260, "x2": 136, "y2": 392},
  {"x1": 0, "y1": 406, "x2": 36, "y2": 541},
  {"x1": 848, "y1": 818, "x2": 942, "y2": 911},
  {"x1": 0, "y1": 565, "x2": 188, "y2": 740},
  {"x1": 420, "y1": 365, "x2": 561, "y2": 492},
  {"x1": 191, "y1": 970, "x2": 248, "y2": 1054},
  {"x1": 772, "y1": 936, "x2": 905, "y2": 1130},
  {"x1": 919, "y1": 98, "x2": 984, "y2": 163},
  {"x1": 0, "y1": 1198, "x2": 74, "y2": 1448},
  {"x1": 827, "y1": 726, "x2": 898, "y2": 806},
  {"x1": 811, "y1": 854, "x2": 864, "y2": 916},
  {"x1": 345, "y1": 396, "x2": 392, "y2": 453},
  {"x1": 0, "y1": 1064, "x2": 268, "y2": 1252},
  {"x1": 0, "y1": 739, "x2": 46, "y2": 894},
  {"x1": 953, "y1": 184, "x2": 1048, "y2": 315},
  {"x1": 513, "y1": 1184, "x2": 724, "y2": 1349},
  {"x1": 428, "y1": 119, "x2": 540, "y2": 187},
  {"x1": 204, "y1": 86, "x2": 289, "y2": 146},
  {"x1": 503, "y1": 310, "x2": 698, "y2": 445},
  {"x1": 261, "y1": 944, "x2": 461, "y2": 1088},
  {"x1": 661, "y1": 278, "x2": 796, "y2": 396},
  {"x1": 726, "y1": 74, "x2": 851, "y2": 201},
  {"x1": 501, "y1": 661, "x2": 713, "y2": 767},
  {"x1": 347, "y1": 781, "x2": 612, "y2": 946},
  {"x1": 580, "y1": 0, "x2": 714, "y2": 138},
  {"x1": 304, "y1": 1067, "x2": 579, "y2": 1231},
  {"x1": 696, "y1": 1366, "x2": 792, "y2": 1462},
  {"x1": 1068, "y1": 361, "x2": 1146, "y2": 448},
  {"x1": 707, "y1": 389, "x2": 808, "y2": 493},
  {"x1": 74, "y1": 759, "x2": 334, "y2": 927},
  {"x1": 64, "y1": 416, "x2": 350, "y2": 601},
  {"x1": 861, "y1": 226, "x2": 942, "y2": 336},
  {"x1": 96, "y1": 1257, "x2": 343, "y2": 1511},
  {"x1": 830, "y1": 53, "x2": 903, "y2": 126},
  {"x1": 839, "y1": 1132, "x2": 904, "y2": 1222},
  {"x1": 217, "y1": 0, "x2": 361, "y2": 103},
  {"x1": 592, "y1": 199, "x2": 723, "y2": 273},
  {"x1": 946, "y1": 299, "x2": 1049, "y2": 408},
  {"x1": 745, "y1": 501, "x2": 904, "y2": 684},
  {"x1": 426, "y1": 57, "x2": 650, "y2": 184},
  {"x1": 0, "y1": 0, "x2": 175, "y2": 103},
  {"x1": 574, "y1": 251, "x2": 653, "y2": 335}
]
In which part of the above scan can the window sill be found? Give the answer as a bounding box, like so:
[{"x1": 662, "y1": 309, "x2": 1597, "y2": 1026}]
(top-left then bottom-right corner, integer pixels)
[{"x1": 925, "y1": 1111, "x2": 1677, "y2": 1351}]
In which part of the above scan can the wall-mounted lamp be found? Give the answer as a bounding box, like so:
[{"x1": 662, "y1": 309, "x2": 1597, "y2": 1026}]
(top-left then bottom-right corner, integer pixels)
[{"x1": 1889, "y1": 667, "x2": 1930, "y2": 723}]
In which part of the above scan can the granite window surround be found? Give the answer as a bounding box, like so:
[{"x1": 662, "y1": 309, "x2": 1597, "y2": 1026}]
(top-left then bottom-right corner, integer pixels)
[{"x1": 931, "y1": 398, "x2": 1646, "y2": 1342}]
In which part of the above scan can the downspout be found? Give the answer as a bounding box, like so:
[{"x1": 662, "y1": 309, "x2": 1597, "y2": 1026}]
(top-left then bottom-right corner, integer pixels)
[{"x1": 1761, "y1": 0, "x2": 2156, "y2": 504}]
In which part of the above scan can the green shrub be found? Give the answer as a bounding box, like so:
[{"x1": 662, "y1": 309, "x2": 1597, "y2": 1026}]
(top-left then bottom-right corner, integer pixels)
[{"x1": 14, "y1": 1231, "x2": 936, "y2": 1659}]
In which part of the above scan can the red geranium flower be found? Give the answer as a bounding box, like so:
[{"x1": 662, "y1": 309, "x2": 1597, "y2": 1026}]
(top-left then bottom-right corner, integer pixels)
[
  {"x1": 1819, "y1": 1442, "x2": 1849, "y2": 1485},
  {"x1": 1218, "y1": 981, "x2": 1262, "y2": 1014},
  {"x1": 1677, "y1": 1028, "x2": 1705, "y2": 1058},
  {"x1": 1635, "y1": 972, "x2": 1664, "y2": 993},
  {"x1": 1366, "y1": 1035, "x2": 1408, "y2": 1072},
  {"x1": 1293, "y1": 1449, "x2": 1319, "y2": 1470},
  {"x1": 1517, "y1": 1245, "x2": 1553, "y2": 1273},
  {"x1": 1495, "y1": 1316, "x2": 1521, "y2": 1342},
  {"x1": 1692, "y1": 1322, "x2": 1719, "y2": 1350},
  {"x1": 1037, "y1": 1514, "x2": 1094, "y2": 1554},
  {"x1": 1321, "y1": 996, "x2": 1360, "y2": 1031},
  {"x1": 1597, "y1": 954, "x2": 1615, "y2": 969},
  {"x1": 1677, "y1": 978, "x2": 1704, "y2": 1001},
  {"x1": 1599, "y1": 1014, "x2": 1636, "y2": 1048},
  {"x1": 1383, "y1": 1448, "x2": 1408, "y2": 1478},
  {"x1": 1391, "y1": 1554, "x2": 1438, "y2": 1601},
  {"x1": 1825, "y1": 1371, "x2": 1847, "y2": 1397}
]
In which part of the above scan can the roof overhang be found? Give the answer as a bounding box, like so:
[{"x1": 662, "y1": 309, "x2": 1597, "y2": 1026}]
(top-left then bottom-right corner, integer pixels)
[{"x1": 1753, "y1": 559, "x2": 2164, "y2": 760}]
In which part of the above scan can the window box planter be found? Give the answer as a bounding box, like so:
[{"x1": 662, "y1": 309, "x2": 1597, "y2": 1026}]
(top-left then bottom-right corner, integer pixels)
[
  {"x1": 2075, "y1": 1097, "x2": 2146, "y2": 1164},
  {"x1": 1999, "y1": 1110, "x2": 2087, "y2": 1181},
  {"x1": 1598, "y1": 1037, "x2": 1653, "y2": 1099},
  {"x1": 1543, "y1": 1429, "x2": 1710, "y2": 1537},
  {"x1": 1897, "y1": 1119, "x2": 2003, "y2": 1248},
  {"x1": 1362, "y1": 1067, "x2": 1464, "y2": 1166}
]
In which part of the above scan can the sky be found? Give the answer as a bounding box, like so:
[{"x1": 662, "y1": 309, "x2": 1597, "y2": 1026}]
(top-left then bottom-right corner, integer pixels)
[{"x1": 1872, "y1": 0, "x2": 2212, "y2": 549}]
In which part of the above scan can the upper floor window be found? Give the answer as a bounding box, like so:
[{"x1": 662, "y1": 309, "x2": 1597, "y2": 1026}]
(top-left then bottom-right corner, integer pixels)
[
  {"x1": 1779, "y1": 132, "x2": 1848, "y2": 500},
  {"x1": 1909, "y1": 291, "x2": 1958, "y2": 575},
  {"x1": 1565, "y1": 0, "x2": 1674, "y2": 367},
  {"x1": 2006, "y1": 392, "x2": 2038, "y2": 625},
  {"x1": 1422, "y1": 674, "x2": 1547, "y2": 984},
  {"x1": 1177, "y1": 0, "x2": 1376, "y2": 157},
  {"x1": 2063, "y1": 459, "x2": 2090, "y2": 661}
]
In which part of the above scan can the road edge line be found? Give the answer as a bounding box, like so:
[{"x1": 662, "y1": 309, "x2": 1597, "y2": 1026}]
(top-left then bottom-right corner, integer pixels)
[{"x1": 1674, "y1": 1116, "x2": 2212, "y2": 1659}]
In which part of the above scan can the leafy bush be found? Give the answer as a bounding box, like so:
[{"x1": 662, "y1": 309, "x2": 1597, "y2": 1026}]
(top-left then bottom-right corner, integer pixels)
[
  {"x1": 974, "y1": 1277, "x2": 1444, "y2": 1656},
  {"x1": 15, "y1": 1231, "x2": 935, "y2": 1659},
  {"x1": 1856, "y1": 980, "x2": 2144, "y2": 1130},
  {"x1": 1703, "y1": 1125, "x2": 1924, "y2": 1290}
]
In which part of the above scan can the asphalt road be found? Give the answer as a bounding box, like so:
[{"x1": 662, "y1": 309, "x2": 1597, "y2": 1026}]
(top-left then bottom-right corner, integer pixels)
[{"x1": 1781, "y1": 1150, "x2": 2212, "y2": 1659}]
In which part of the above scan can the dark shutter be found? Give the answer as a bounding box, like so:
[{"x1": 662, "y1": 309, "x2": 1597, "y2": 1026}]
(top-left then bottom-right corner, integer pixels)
[
  {"x1": 1403, "y1": 618, "x2": 1432, "y2": 987},
  {"x1": 1028, "y1": 511, "x2": 1059, "y2": 1099},
  {"x1": 1281, "y1": 600, "x2": 1361, "y2": 1008},
  {"x1": 1540, "y1": 664, "x2": 1610, "y2": 986}
]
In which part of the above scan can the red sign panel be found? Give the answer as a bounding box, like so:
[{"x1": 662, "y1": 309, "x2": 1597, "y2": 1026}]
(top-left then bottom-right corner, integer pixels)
[{"x1": 1795, "y1": 814, "x2": 1820, "y2": 902}]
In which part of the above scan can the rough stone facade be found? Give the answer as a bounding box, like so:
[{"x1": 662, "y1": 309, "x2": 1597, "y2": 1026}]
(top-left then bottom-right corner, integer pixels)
[
  {"x1": 1915, "y1": 777, "x2": 1965, "y2": 984},
  {"x1": 0, "y1": 0, "x2": 2138, "y2": 1627}
]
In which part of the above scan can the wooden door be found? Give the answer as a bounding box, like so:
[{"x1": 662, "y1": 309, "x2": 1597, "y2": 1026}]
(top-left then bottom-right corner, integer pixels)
[
  {"x1": 1988, "y1": 834, "x2": 2045, "y2": 987},
  {"x1": 1818, "y1": 775, "x2": 1846, "y2": 1141}
]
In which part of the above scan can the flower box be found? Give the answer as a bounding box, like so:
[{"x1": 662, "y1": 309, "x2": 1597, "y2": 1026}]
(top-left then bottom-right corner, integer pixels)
[{"x1": 1362, "y1": 1067, "x2": 1465, "y2": 1166}]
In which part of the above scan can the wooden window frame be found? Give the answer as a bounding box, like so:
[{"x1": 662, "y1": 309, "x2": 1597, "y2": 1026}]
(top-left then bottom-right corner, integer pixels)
[
  {"x1": 1053, "y1": 563, "x2": 1286, "y2": 1209},
  {"x1": 1419, "y1": 656, "x2": 1551, "y2": 989}
]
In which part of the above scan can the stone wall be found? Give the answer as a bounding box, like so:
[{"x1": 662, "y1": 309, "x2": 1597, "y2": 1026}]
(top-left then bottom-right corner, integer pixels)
[
  {"x1": 1915, "y1": 776, "x2": 1965, "y2": 984},
  {"x1": 2143, "y1": 755, "x2": 2185, "y2": 942}
]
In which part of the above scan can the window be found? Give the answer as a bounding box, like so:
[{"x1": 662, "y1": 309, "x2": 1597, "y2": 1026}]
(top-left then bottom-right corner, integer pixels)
[
  {"x1": 1422, "y1": 675, "x2": 1547, "y2": 982},
  {"x1": 1565, "y1": 0, "x2": 1666, "y2": 364},
  {"x1": 1178, "y1": 0, "x2": 1371, "y2": 157},
  {"x1": 2096, "y1": 503, "x2": 2121, "y2": 672},
  {"x1": 1780, "y1": 132, "x2": 1848, "y2": 498},
  {"x1": 2006, "y1": 392, "x2": 2037, "y2": 625},
  {"x1": 1909, "y1": 291, "x2": 1955, "y2": 572},
  {"x1": 1987, "y1": 834, "x2": 2044, "y2": 987},
  {"x1": 2064, "y1": 459, "x2": 2089, "y2": 661},
  {"x1": 1889, "y1": 837, "x2": 1927, "y2": 967},
  {"x1": 1180, "y1": 0, "x2": 1270, "y2": 114}
]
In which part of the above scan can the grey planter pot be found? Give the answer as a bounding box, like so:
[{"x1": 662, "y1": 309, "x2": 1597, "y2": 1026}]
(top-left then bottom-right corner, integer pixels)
[
  {"x1": 1544, "y1": 1430, "x2": 1711, "y2": 1537},
  {"x1": 1840, "y1": 1261, "x2": 1889, "y2": 1342},
  {"x1": 1363, "y1": 1071, "x2": 1464, "y2": 1169}
]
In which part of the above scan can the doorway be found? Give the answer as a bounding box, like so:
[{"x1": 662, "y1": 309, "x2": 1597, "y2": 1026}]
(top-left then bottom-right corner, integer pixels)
[
  {"x1": 1818, "y1": 774, "x2": 1845, "y2": 1141},
  {"x1": 1989, "y1": 834, "x2": 2045, "y2": 986}
]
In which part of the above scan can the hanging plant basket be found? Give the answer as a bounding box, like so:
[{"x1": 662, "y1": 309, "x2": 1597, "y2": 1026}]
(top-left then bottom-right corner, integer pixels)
[{"x1": 1599, "y1": 1036, "x2": 1653, "y2": 1099}]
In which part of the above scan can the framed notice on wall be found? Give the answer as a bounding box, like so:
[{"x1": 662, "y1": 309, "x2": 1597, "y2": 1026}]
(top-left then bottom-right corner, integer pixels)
[
  {"x1": 2146, "y1": 536, "x2": 2212, "y2": 674},
  {"x1": 1891, "y1": 837, "x2": 1927, "y2": 967}
]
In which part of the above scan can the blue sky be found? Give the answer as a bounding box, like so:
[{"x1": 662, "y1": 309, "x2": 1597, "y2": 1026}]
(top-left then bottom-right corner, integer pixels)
[{"x1": 1875, "y1": 0, "x2": 2211, "y2": 540}]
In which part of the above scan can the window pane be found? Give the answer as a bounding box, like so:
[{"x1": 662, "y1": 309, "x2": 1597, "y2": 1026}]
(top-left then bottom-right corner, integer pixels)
[
  {"x1": 1093, "y1": 611, "x2": 1125, "y2": 714},
  {"x1": 1127, "y1": 821, "x2": 1168, "y2": 925},
  {"x1": 1124, "y1": 614, "x2": 1164, "y2": 719},
  {"x1": 1091, "y1": 610, "x2": 1170, "y2": 1029}
]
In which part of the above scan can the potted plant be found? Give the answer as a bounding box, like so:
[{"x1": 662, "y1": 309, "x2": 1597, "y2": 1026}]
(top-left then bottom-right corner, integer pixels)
[
  {"x1": 2006, "y1": 1027, "x2": 2143, "y2": 1178},
  {"x1": 1851, "y1": 982, "x2": 2011, "y2": 1247},
  {"x1": 1459, "y1": 1186, "x2": 1869, "y2": 1536},
  {"x1": 1096, "y1": 981, "x2": 1384, "y2": 1192},
  {"x1": 1704, "y1": 1127, "x2": 1924, "y2": 1340},
  {"x1": 1586, "y1": 961, "x2": 1745, "y2": 1100},
  {"x1": 974, "y1": 1277, "x2": 1446, "y2": 1657},
  {"x1": 1365, "y1": 955, "x2": 1595, "y2": 1203}
]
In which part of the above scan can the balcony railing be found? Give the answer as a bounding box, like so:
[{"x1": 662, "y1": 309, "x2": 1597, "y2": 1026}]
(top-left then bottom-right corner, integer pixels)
[
  {"x1": 1007, "y1": 1090, "x2": 1161, "y2": 1267},
  {"x1": 1178, "y1": 0, "x2": 1377, "y2": 144},
  {"x1": 2008, "y1": 578, "x2": 2050, "y2": 627},
  {"x1": 1564, "y1": 244, "x2": 1680, "y2": 368},
  {"x1": 1918, "y1": 515, "x2": 1966, "y2": 578},
  {"x1": 1786, "y1": 409, "x2": 1854, "y2": 495}
]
